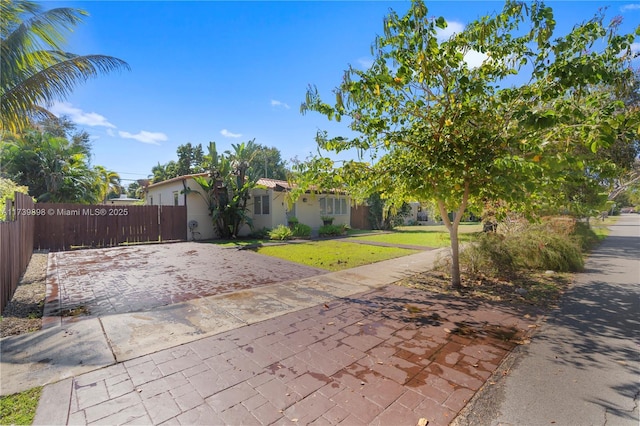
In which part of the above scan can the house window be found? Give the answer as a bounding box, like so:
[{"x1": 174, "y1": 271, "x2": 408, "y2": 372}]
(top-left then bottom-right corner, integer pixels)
[
  {"x1": 173, "y1": 192, "x2": 179, "y2": 206},
  {"x1": 320, "y1": 197, "x2": 347, "y2": 215},
  {"x1": 287, "y1": 203, "x2": 296, "y2": 219},
  {"x1": 254, "y1": 195, "x2": 270, "y2": 215}
]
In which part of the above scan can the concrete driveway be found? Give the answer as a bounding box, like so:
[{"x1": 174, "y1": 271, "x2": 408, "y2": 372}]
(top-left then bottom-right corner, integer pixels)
[{"x1": 44, "y1": 242, "x2": 326, "y2": 325}]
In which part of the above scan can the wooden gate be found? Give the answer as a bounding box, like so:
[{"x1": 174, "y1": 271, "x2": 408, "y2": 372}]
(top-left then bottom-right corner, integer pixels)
[
  {"x1": 350, "y1": 205, "x2": 371, "y2": 230},
  {"x1": 33, "y1": 204, "x2": 187, "y2": 251}
]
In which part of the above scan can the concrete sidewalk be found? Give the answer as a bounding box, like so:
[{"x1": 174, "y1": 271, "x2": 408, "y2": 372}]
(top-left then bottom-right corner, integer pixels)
[{"x1": 454, "y1": 214, "x2": 640, "y2": 425}]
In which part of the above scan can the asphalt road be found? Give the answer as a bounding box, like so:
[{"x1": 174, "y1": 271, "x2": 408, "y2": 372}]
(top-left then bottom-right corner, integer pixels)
[{"x1": 454, "y1": 214, "x2": 640, "y2": 426}]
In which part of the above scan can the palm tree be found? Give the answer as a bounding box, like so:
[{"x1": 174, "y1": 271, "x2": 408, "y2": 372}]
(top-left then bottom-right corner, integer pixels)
[
  {"x1": 1, "y1": 130, "x2": 98, "y2": 203},
  {"x1": 93, "y1": 165, "x2": 122, "y2": 203},
  {"x1": 1, "y1": 0, "x2": 129, "y2": 133}
]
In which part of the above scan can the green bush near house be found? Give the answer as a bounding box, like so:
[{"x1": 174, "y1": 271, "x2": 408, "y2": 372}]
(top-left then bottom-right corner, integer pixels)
[
  {"x1": 319, "y1": 224, "x2": 347, "y2": 237},
  {"x1": 249, "y1": 227, "x2": 271, "y2": 239},
  {"x1": 292, "y1": 223, "x2": 311, "y2": 238},
  {"x1": 269, "y1": 225, "x2": 293, "y2": 240}
]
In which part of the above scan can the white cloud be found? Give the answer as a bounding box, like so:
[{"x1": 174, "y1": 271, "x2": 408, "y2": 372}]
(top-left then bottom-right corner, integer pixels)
[
  {"x1": 436, "y1": 20, "x2": 465, "y2": 41},
  {"x1": 220, "y1": 129, "x2": 242, "y2": 138},
  {"x1": 463, "y1": 50, "x2": 489, "y2": 68},
  {"x1": 620, "y1": 4, "x2": 640, "y2": 12},
  {"x1": 106, "y1": 128, "x2": 115, "y2": 137},
  {"x1": 631, "y1": 42, "x2": 640, "y2": 54},
  {"x1": 118, "y1": 130, "x2": 167, "y2": 145},
  {"x1": 271, "y1": 99, "x2": 290, "y2": 109},
  {"x1": 49, "y1": 101, "x2": 115, "y2": 128}
]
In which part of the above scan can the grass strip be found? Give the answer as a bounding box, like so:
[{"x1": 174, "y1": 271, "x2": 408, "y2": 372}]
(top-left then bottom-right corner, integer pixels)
[
  {"x1": 254, "y1": 241, "x2": 418, "y2": 271},
  {"x1": 0, "y1": 387, "x2": 42, "y2": 426}
]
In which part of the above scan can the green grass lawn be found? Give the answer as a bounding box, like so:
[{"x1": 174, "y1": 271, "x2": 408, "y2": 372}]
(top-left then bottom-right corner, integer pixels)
[
  {"x1": 0, "y1": 387, "x2": 41, "y2": 426},
  {"x1": 350, "y1": 223, "x2": 482, "y2": 248},
  {"x1": 253, "y1": 241, "x2": 418, "y2": 271},
  {"x1": 590, "y1": 215, "x2": 619, "y2": 240}
]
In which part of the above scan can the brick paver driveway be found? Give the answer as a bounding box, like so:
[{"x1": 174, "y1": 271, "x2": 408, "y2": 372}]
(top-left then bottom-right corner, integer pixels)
[
  {"x1": 46, "y1": 242, "x2": 325, "y2": 320},
  {"x1": 60, "y1": 285, "x2": 537, "y2": 425}
]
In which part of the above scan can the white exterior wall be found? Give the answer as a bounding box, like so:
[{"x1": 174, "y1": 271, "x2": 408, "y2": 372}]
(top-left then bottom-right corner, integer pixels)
[
  {"x1": 248, "y1": 188, "x2": 290, "y2": 231},
  {"x1": 296, "y1": 194, "x2": 351, "y2": 229},
  {"x1": 404, "y1": 202, "x2": 420, "y2": 225},
  {"x1": 146, "y1": 177, "x2": 216, "y2": 240},
  {"x1": 147, "y1": 177, "x2": 352, "y2": 238}
]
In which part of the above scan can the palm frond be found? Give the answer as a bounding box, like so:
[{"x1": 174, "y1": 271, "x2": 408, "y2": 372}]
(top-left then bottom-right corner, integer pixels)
[{"x1": 1, "y1": 53, "x2": 129, "y2": 132}]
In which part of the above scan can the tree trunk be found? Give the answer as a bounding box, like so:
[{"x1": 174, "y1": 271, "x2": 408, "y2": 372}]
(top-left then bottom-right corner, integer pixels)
[{"x1": 437, "y1": 184, "x2": 469, "y2": 291}]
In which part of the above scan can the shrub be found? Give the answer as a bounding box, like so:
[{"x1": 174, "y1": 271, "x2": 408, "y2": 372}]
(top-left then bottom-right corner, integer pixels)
[
  {"x1": 291, "y1": 223, "x2": 311, "y2": 238},
  {"x1": 506, "y1": 225, "x2": 583, "y2": 272},
  {"x1": 269, "y1": 225, "x2": 293, "y2": 240},
  {"x1": 461, "y1": 233, "x2": 515, "y2": 278},
  {"x1": 249, "y1": 227, "x2": 271, "y2": 239},
  {"x1": 319, "y1": 224, "x2": 347, "y2": 237},
  {"x1": 571, "y1": 222, "x2": 600, "y2": 251},
  {"x1": 461, "y1": 221, "x2": 585, "y2": 278}
]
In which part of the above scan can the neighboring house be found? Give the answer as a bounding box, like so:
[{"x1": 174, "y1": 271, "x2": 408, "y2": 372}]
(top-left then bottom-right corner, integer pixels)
[
  {"x1": 145, "y1": 173, "x2": 351, "y2": 240},
  {"x1": 105, "y1": 194, "x2": 142, "y2": 206}
]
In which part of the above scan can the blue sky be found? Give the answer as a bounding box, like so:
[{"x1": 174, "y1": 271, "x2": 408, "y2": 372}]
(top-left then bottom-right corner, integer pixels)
[{"x1": 42, "y1": 1, "x2": 640, "y2": 187}]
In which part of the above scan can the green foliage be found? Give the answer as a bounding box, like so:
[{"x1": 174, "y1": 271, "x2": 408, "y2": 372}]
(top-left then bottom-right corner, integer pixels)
[
  {"x1": 152, "y1": 140, "x2": 288, "y2": 184},
  {"x1": 292, "y1": 223, "x2": 311, "y2": 238},
  {"x1": 300, "y1": 0, "x2": 639, "y2": 288},
  {"x1": 1, "y1": 0, "x2": 129, "y2": 133},
  {"x1": 188, "y1": 141, "x2": 262, "y2": 238},
  {"x1": 0, "y1": 386, "x2": 42, "y2": 426},
  {"x1": 1, "y1": 128, "x2": 112, "y2": 203},
  {"x1": 319, "y1": 224, "x2": 347, "y2": 237},
  {"x1": 367, "y1": 193, "x2": 412, "y2": 230},
  {"x1": 269, "y1": 224, "x2": 293, "y2": 240},
  {"x1": 255, "y1": 241, "x2": 417, "y2": 271},
  {"x1": 0, "y1": 177, "x2": 29, "y2": 220},
  {"x1": 249, "y1": 227, "x2": 271, "y2": 239},
  {"x1": 571, "y1": 221, "x2": 601, "y2": 251},
  {"x1": 269, "y1": 223, "x2": 311, "y2": 240},
  {"x1": 461, "y1": 221, "x2": 587, "y2": 279},
  {"x1": 461, "y1": 233, "x2": 516, "y2": 278}
]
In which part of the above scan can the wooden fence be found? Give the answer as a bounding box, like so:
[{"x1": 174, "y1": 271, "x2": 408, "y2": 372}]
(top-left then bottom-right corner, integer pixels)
[
  {"x1": 0, "y1": 193, "x2": 35, "y2": 313},
  {"x1": 33, "y1": 204, "x2": 187, "y2": 252},
  {"x1": 350, "y1": 205, "x2": 371, "y2": 230}
]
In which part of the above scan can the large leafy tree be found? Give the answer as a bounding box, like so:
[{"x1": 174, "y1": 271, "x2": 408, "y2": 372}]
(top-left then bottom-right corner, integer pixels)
[
  {"x1": 176, "y1": 142, "x2": 205, "y2": 176},
  {"x1": 251, "y1": 144, "x2": 288, "y2": 180},
  {"x1": 301, "y1": 0, "x2": 639, "y2": 288},
  {"x1": 1, "y1": 130, "x2": 99, "y2": 203},
  {"x1": 1, "y1": 0, "x2": 129, "y2": 133}
]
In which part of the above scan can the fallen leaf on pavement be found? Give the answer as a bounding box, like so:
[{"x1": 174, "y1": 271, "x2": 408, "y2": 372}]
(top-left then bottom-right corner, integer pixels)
[{"x1": 417, "y1": 418, "x2": 429, "y2": 426}]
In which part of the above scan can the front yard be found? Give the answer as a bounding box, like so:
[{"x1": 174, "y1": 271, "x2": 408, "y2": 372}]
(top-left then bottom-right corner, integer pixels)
[{"x1": 252, "y1": 240, "x2": 419, "y2": 271}]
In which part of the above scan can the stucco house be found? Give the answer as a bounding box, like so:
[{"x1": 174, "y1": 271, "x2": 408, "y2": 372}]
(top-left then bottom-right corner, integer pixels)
[
  {"x1": 145, "y1": 173, "x2": 351, "y2": 240},
  {"x1": 105, "y1": 194, "x2": 142, "y2": 206}
]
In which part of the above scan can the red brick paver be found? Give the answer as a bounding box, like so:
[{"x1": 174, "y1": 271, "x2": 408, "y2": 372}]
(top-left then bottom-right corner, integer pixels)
[
  {"x1": 61, "y1": 284, "x2": 539, "y2": 425},
  {"x1": 43, "y1": 242, "x2": 325, "y2": 326}
]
